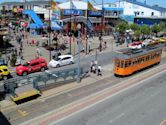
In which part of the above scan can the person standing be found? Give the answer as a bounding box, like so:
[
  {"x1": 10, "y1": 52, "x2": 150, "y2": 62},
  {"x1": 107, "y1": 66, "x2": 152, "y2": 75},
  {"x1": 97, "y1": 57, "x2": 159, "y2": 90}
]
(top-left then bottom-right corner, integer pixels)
[
  {"x1": 97, "y1": 65, "x2": 102, "y2": 76},
  {"x1": 90, "y1": 60, "x2": 94, "y2": 73}
]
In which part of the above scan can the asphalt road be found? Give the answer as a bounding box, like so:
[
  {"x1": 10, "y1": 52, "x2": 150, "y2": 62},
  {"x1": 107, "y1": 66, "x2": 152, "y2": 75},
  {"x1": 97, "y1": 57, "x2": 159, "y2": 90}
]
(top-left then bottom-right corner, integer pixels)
[{"x1": 54, "y1": 67, "x2": 166, "y2": 125}]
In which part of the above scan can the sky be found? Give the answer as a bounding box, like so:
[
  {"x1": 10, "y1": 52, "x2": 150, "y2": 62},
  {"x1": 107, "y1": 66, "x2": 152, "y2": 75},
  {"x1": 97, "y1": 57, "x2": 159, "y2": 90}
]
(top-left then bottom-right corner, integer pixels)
[{"x1": 0, "y1": 0, "x2": 166, "y2": 8}]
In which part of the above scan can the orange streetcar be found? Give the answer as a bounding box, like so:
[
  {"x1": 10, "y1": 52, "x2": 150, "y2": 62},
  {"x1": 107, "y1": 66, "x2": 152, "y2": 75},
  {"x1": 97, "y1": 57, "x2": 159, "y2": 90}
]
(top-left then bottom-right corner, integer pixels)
[{"x1": 114, "y1": 45, "x2": 163, "y2": 76}]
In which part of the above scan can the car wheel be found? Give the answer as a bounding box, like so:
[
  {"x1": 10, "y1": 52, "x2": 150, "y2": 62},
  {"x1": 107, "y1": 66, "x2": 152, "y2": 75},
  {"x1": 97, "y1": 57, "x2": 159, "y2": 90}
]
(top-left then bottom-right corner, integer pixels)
[
  {"x1": 56, "y1": 64, "x2": 60, "y2": 68},
  {"x1": 3, "y1": 76, "x2": 8, "y2": 80},
  {"x1": 41, "y1": 67, "x2": 45, "y2": 72},
  {"x1": 23, "y1": 72, "x2": 28, "y2": 76},
  {"x1": 69, "y1": 61, "x2": 74, "y2": 64}
]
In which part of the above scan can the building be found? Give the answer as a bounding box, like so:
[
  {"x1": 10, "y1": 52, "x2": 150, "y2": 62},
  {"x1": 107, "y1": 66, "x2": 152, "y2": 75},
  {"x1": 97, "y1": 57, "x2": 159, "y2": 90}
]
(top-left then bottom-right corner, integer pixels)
[
  {"x1": 1, "y1": 0, "x2": 166, "y2": 27},
  {"x1": 113, "y1": 0, "x2": 166, "y2": 25}
]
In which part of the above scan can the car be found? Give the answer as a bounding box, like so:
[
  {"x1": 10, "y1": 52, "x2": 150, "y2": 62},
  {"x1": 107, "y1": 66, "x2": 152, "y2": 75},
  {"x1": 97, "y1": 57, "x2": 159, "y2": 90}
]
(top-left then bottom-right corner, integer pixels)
[
  {"x1": 16, "y1": 58, "x2": 47, "y2": 76},
  {"x1": 142, "y1": 39, "x2": 152, "y2": 47},
  {"x1": 128, "y1": 41, "x2": 142, "y2": 49},
  {"x1": 0, "y1": 65, "x2": 11, "y2": 80},
  {"x1": 48, "y1": 55, "x2": 74, "y2": 68}
]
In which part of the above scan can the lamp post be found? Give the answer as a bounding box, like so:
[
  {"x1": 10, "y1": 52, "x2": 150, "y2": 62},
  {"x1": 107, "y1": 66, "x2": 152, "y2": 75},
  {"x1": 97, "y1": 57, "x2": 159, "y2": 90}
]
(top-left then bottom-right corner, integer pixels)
[
  {"x1": 99, "y1": 0, "x2": 104, "y2": 51},
  {"x1": 69, "y1": 0, "x2": 72, "y2": 54},
  {"x1": 77, "y1": 23, "x2": 81, "y2": 83},
  {"x1": 3, "y1": 36, "x2": 7, "y2": 64},
  {"x1": 48, "y1": 7, "x2": 52, "y2": 61}
]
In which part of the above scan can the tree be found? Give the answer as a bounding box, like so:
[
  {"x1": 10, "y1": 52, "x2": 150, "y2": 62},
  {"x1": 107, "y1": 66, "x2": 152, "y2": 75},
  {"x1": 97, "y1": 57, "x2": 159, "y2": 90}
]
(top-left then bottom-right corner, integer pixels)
[
  {"x1": 130, "y1": 23, "x2": 139, "y2": 31},
  {"x1": 116, "y1": 22, "x2": 129, "y2": 35},
  {"x1": 134, "y1": 30, "x2": 141, "y2": 41},
  {"x1": 159, "y1": 22, "x2": 165, "y2": 31},
  {"x1": 140, "y1": 25, "x2": 151, "y2": 39},
  {"x1": 151, "y1": 24, "x2": 161, "y2": 37}
]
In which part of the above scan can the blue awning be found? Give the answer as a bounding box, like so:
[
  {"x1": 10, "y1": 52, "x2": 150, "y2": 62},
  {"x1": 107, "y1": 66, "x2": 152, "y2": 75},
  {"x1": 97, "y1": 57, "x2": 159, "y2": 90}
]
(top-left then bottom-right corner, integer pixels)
[
  {"x1": 51, "y1": 21, "x2": 62, "y2": 31},
  {"x1": 27, "y1": 23, "x2": 41, "y2": 29}
]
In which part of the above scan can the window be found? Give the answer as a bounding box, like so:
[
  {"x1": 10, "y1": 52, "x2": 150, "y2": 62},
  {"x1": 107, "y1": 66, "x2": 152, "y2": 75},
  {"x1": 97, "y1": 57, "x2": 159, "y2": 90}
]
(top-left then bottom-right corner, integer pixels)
[
  {"x1": 115, "y1": 60, "x2": 120, "y2": 67},
  {"x1": 63, "y1": 57, "x2": 71, "y2": 60},
  {"x1": 151, "y1": 12, "x2": 154, "y2": 16},
  {"x1": 3, "y1": 69, "x2": 8, "y2": 72},
  {"x1": 120, "y1": 61, "x2": 124, "y2": 68},
  {"x1": 31, "y1": 62, "x2": 39, "y2": 66},
  {"x1": 141, "y1": 12, "x2": 144, "y2": 15},
  {"x1": 125, "y1": 61, "x2": 128, "y2": 68},
  {"x1": 128, "y1": 61, "x2": 131, "y2": 66},
  {"x1": 0, "y1": 70, "x2": 2, "y2": 73}
]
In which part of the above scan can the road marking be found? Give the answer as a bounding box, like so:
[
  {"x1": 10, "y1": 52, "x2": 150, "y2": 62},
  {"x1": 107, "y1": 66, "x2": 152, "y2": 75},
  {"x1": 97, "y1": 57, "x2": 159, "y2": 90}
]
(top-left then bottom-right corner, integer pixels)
[
  {"x1": 109, "y1": 113, "x2": 125, "y2": 124},
  {"x1": 18, "y1": 109, "x2": 28, "y2": 117},
  {"x1": 160, "y1": 118, "x2": 166, "y2": 125}
]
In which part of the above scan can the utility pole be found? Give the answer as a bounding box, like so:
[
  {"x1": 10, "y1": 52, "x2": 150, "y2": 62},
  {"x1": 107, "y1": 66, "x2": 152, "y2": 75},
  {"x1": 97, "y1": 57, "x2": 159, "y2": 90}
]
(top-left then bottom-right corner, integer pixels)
[{"x1": 77, "y1": 24, "x2": 81, "y2": 83}]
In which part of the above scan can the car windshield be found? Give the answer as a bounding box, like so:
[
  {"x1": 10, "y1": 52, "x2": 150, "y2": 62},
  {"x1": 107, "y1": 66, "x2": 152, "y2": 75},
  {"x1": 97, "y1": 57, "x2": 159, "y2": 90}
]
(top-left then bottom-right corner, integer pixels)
[
  {"x1": 54, "y1": 57, "x2": 61, "y2": 61},
  {"x1": 23, "y1": 62, "x2": 29, "y2": 66}
]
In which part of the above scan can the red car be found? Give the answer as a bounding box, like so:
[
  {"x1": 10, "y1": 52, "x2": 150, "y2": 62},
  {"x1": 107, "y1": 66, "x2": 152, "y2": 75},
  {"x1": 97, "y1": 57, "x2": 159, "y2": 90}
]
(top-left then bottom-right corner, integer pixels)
[{"x1": 16, "y1": 58, "x2": 47, "y2": 76}]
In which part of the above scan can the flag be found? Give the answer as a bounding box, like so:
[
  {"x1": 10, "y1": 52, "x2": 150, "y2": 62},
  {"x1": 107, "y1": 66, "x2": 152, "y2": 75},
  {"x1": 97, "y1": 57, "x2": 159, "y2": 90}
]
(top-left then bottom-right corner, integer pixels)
[
  {"x1": 51, "y1": 0, "x2": 61, "y2": 13},
  {"x1": 88, "y1": 1, "x2": 97, "y2": 12}
]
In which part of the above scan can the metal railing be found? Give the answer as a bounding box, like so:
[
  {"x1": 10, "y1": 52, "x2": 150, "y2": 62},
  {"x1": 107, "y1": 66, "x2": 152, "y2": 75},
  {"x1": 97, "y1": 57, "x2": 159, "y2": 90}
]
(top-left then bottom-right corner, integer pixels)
[{"x1": 3, "y1": 67, "x2": 89, "y2": 95}]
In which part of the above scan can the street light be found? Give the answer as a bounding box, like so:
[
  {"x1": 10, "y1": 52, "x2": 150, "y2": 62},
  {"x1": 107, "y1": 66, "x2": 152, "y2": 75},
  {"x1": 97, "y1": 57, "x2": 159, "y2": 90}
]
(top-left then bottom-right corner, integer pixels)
[
  {"x1": 48, "y1": 6, "x2": 52, "y2": 61},
  {"x1": 77, "y1": 23, "x2": 81, "y2": 83}
]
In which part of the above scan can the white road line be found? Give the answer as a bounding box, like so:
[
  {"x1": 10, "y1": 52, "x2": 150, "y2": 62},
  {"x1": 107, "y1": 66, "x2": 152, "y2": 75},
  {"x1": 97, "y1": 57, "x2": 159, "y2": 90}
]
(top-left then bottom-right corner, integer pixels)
[{"x1": 109, "y1": 113, "x2": 125, "y2": 124}]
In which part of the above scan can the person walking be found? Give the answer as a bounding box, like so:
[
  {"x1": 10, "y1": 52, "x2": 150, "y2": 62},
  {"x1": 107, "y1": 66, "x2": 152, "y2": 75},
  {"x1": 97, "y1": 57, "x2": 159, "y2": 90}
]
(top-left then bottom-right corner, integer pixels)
[
  {"x1": 36, "y1": 47, "x2": 41, "y2": 57},
  {"x1": 97, "y1": 65, "x2": 102, "y2": 76}
]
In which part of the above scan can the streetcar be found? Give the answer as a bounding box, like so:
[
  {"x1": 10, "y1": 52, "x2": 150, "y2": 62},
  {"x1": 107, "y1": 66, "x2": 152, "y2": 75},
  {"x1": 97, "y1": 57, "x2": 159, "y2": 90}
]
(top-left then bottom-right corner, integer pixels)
[{"x1": 114, "y1": 45, "x2": 163, "y2": 76}]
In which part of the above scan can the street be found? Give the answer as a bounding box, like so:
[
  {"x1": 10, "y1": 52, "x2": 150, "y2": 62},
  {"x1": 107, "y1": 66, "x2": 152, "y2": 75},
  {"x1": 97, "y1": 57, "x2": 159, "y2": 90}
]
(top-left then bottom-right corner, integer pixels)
[
  {"x1": 1, "y1": 56, "x2": 166, "y2": 125},
  {"x1": 54, "y1": 65, "x2": 166, "y2": 125}
]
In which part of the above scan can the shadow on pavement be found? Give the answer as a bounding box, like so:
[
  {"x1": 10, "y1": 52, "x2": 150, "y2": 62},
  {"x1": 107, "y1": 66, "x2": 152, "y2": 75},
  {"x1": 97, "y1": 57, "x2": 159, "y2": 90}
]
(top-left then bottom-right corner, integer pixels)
[{"x1": 0, "y1": 112, "x2": 11, "y2": 125}]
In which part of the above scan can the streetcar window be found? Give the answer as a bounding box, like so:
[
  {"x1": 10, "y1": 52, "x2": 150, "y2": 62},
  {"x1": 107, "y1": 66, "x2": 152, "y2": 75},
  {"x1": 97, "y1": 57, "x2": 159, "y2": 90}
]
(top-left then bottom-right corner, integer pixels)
[
  {"x1": 120, "y1": 61, "x2": 124, "y2": 68},
  {"x1": 128, "y1": 61, "x2": 131, "y2": 66},
  {"x1": 116, "y1": 60, "x2": 120, "y2": 67},
  {"x1": 125, "y1": 61, "x2": 128, "y2": 67}
]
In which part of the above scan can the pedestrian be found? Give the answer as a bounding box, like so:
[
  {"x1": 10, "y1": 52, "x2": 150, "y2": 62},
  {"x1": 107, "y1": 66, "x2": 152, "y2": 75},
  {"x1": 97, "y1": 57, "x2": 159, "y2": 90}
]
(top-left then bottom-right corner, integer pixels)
[
  {"x1": 92, "y1": 64, "x2": 96, "y2": 74},
  {"x1": 99, "y1": 42, "x2": 102, "y2": 52},
  {"x1": 32, "y1": 39, "x2": 35, "y2": 45},
  {"x1": 90, "y1": 60, "x2": 94, "y2": 73},
  {"x1": 104, "y1": 41, "x2": 107, "y2": 49},
  {"x1": 36, "y1": 47, "x2": 41, "y2": 57},
  {"x1": 97, "y1": 65, "x2": 102, "y2": 76}
]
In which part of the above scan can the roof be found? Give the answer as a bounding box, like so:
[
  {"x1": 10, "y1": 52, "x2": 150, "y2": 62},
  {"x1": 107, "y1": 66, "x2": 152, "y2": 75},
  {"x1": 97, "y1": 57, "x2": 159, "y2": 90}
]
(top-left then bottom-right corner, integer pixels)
[
  {"x1": 125, "y1": 0, "x2": 166, "y2": 12},
  {"x1": 59, "y1": 1, "x2": 100, "y2": 10},
  {"x1": 0, "y1": 1, "x2": 60, "y2": 6},
  {"x1": 152, "y1": 5, "x2": 166, "y2": 12},
  {"x1": 115, "y1": 44, "x2": 163, "y2": 59}
]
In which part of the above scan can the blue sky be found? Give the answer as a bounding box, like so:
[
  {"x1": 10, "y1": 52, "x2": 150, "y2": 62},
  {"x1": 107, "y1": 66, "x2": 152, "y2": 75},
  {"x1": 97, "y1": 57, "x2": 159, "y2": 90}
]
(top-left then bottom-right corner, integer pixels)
[{"x1": 0, "y1": 0, "x2": 166, "y2": 8}]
